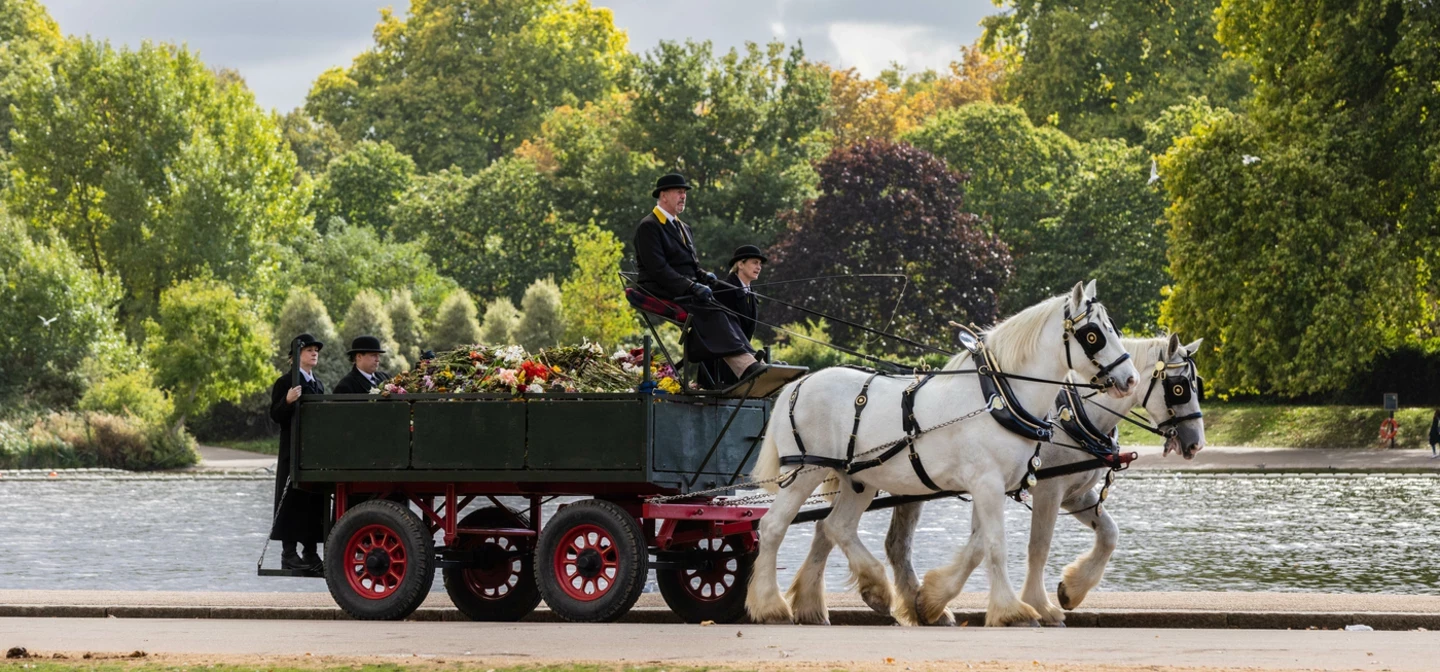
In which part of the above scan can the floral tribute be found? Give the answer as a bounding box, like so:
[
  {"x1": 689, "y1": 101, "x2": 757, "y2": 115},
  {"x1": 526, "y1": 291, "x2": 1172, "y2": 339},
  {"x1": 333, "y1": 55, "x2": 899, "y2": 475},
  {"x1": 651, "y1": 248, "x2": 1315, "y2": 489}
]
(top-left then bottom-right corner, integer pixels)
[{"x1": 374, "y1": 343, "x2": 683, "y2": 396}]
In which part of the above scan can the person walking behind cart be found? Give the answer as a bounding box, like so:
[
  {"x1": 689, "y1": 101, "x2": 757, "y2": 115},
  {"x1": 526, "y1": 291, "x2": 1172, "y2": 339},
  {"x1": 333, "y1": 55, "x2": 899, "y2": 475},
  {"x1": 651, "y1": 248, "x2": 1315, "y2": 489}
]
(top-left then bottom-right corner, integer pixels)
[
  {"x1": 1429, "y1": 409, "x2": 1440, "y2": 458},
  {"x1": 269, "y1": 333, "x2": 329, "y2": 571},
  {"x1": 633, "y1": 172, "x2": 766, "y2": 386},
  {"x1": 333, "y1": 335, "x2": 391, "y2": 394}
]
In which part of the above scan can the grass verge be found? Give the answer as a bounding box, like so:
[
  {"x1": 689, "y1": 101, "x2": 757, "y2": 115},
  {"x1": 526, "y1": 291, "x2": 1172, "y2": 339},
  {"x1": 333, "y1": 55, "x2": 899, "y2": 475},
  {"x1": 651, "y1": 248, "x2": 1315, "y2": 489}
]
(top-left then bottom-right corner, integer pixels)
[
  {"x1": 1117, "y1": 401, "x2": 1436, "y2": 449},
  {"x1": 208, "y1": 438, "x2": 277, "y2": 455}
]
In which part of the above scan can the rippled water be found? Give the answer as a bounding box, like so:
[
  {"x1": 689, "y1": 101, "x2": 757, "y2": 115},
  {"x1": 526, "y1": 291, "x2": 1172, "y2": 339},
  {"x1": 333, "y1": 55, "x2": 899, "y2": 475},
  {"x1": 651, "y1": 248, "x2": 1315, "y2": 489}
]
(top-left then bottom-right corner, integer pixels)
[{"x1": 0, "y1": 475, "x2": 1436, "y2": 594}]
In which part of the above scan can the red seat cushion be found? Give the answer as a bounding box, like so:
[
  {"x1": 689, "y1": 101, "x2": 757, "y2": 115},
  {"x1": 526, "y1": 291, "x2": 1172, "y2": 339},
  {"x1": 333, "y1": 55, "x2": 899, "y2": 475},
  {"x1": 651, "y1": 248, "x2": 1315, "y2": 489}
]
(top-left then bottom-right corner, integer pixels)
[{"x1": 625, "y1": 288, "x2": 688, "y2": 323}]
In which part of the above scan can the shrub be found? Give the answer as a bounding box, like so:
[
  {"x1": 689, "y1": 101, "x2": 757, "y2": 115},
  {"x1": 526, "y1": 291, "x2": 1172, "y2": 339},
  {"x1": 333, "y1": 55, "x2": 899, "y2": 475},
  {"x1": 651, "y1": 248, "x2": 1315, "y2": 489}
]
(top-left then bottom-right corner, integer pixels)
[
  {"x1": 0, "y1": 411, "x2": 198, "y2": 470},
  {"x1": 387, "y1": 289, "x2": 425, "y2": 368},
  {"x1": 513, "y1": 278, "x2": 565, "y2": 351},
  {"x1": 78, "y1": 367, "x2": 173, "y2": 427},
  {"x1": 273, "y1": 286, "x2": 345, "y2": 386},
  {"x1": 430, "y1": 290, "x2": 483, "y2": 350},
  {"x1": 480, "y1": 297, "x2": 520, "y2": 346},
  {"x1": 339, "y1": 289, "x2": 406, "y2": 372}
]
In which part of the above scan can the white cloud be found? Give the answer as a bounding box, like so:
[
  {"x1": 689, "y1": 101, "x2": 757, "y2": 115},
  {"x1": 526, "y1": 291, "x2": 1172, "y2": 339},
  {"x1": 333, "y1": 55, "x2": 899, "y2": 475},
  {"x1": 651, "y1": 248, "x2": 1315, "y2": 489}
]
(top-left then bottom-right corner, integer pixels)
[
  {"x1": 771, "y1": 21, "x2": 787, "y2": 37},
  {"x1": 826, "y1": 22, "x2": 959, "y2": 77}
]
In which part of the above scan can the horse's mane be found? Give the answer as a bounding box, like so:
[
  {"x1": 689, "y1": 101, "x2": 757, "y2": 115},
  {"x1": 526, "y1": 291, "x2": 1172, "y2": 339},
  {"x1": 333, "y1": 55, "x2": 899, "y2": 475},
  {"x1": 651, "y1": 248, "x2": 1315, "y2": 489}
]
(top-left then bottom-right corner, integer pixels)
[
  {"x1": 1122, "y1": 334, "x2": 1171, "y2": 374},
  {"x1": 942, "y1": 294, "x2": 1069, "y2": 371}
]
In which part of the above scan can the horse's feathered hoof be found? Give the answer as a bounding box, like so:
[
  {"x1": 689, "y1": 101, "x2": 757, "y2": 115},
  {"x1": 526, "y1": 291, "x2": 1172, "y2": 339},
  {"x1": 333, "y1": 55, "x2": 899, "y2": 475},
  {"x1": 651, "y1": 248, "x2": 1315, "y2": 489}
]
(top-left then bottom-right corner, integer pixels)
[{"x1": 1057, "y1": 581, "x2": 1077, "y2": 610}]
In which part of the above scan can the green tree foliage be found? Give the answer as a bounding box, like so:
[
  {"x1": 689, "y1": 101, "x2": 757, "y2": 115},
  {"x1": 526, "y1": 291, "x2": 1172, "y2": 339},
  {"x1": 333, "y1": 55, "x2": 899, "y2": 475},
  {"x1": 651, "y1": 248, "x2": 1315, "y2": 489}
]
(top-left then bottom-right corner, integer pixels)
[
  {"x1": 79, "y1": 365, "x2": 174, "y2": 428},
  {"x1": 0, "y1": 212, "x2": 125, "y2": 405},
  {"x1": 288, "y1": 219, "x2": 458, "y2": 320},
  {"x1": 623, "y1": 40, "x2": 831, "y2": 267},
  {"x1": 769, "y1": 140, "x2": 1013, "y2": 351},
  {"x1": 4, "y1": 39, "x2": 310, "y2": 333},
  {"x1": 1161, "y1": 0, "x2": 1440, "y2": 395},
  {"x1": 561, "y1": 226, "x2": 634, "y2": 347},
  {"x1": 309, "y1": 140, "x2": 415, "y2": 235},
  {"x1": 513, "y1": 278, "x2": 565, "y2": 351},
  {"x1": 393, "y1": 159, "x2": 577, "y2": 304},
  {"x1": 279, "y1": 108, "x2": 345, "y2": 176},
  {"x1": 304, "y1": 0, "x2": 631, "y2": 173},
  {"x1": 273, "y1": 287, "x2": 346, "y2": 386},
  {"x1": 0, "y1": 0, "x2": 61, "y2": 156},
  {"x1": 387, "y1": 289, "x2": 426, "y2": 369},
  {"x1": 480, "y1": 298, "x2": 521, "y2": 346},
  {"x1": 1143, "y1": 96, "x2": 1226, "y2": 157},
  {"x1": 430, "y1": 289, "x2": 483, "y2": 350},
  {"x1": 339, "y1": 289, "x2": 406, "y2": 372},
  {"x1": 983, "y1": 0, "x2": 1251, "y2": 143},
  {"x1": 143, "y1": 279, "x2": 273, "y2": 431}
]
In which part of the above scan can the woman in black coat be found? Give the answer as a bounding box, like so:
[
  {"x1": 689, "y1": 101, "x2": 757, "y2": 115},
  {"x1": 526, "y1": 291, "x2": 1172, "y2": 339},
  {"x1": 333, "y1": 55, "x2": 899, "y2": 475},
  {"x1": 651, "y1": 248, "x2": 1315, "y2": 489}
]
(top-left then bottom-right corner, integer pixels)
[
  {"x1": 269, "y1": 333, "x2": 329, "y2": 571},
  {"x1": 708, "y1": 245, "x2": 766, "y2": 386}
]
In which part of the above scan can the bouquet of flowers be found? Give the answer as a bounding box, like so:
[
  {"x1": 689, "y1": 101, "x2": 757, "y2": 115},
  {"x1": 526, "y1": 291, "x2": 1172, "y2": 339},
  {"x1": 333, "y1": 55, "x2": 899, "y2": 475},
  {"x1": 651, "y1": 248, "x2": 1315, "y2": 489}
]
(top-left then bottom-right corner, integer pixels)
[{"x1": 375, "y1": 342, "x2": 684, "y2": 397}]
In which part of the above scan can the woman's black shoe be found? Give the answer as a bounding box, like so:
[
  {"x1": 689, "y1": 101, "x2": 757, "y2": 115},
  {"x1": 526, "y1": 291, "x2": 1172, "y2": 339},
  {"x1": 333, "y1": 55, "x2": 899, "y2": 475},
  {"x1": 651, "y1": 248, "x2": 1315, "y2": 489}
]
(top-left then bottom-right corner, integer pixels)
[
  {"x1": 281, "y1": 551, "x2": 309, "y2": 571},
  {"x1": 738, "y1": 361, "x2": 769, "y2": 383}
]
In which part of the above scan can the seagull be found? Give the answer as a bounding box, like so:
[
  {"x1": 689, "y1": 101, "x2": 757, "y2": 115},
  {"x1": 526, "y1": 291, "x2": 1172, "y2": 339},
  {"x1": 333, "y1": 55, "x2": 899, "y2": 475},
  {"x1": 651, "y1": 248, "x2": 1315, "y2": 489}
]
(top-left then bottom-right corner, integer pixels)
[
  {"x1": 1148, "y1": 159, "x2": 1160, "y2": 185},
  {"x1": 38, "y1": 315, "x2": 58, "y2": 327},
  {"x1": 1242, "y1": 154, "x2": 1260, "y2": 165}
]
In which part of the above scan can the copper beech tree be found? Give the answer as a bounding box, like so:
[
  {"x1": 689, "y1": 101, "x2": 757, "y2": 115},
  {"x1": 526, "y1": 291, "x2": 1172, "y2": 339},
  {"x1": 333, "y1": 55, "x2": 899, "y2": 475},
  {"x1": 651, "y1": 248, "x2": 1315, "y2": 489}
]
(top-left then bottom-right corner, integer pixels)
[{"x1": 769, "y1": 140, "x2": 1012, "y2": 353}]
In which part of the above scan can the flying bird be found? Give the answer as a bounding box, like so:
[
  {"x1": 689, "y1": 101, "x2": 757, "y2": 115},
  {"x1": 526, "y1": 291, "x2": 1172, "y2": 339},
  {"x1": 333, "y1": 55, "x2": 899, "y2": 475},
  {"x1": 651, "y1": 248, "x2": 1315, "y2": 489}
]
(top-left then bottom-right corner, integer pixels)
[
  {"x1": 38, "y1": 315, "x2": 58, "y2": 327},
  {"x1": 1148, "y1": 159, "x2": 1160, "y2": 185}
]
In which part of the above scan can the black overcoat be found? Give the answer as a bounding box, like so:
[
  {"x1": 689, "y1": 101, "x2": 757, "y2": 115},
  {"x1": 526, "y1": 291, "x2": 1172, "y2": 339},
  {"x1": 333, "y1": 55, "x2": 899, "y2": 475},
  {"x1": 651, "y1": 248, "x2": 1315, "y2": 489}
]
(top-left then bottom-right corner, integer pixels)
[
  {"x1": 633, "y1": 208, "x2": 752, "y2": 361},
  {"x1": 714, "y1": 272, "x2": 759, "y2": 341},
  {"x1": 333, "y1": 366, "x2": 391, "y2": 394},
  {"x1": 269, "y1": 369, "x2": 328, "y2": 544}
]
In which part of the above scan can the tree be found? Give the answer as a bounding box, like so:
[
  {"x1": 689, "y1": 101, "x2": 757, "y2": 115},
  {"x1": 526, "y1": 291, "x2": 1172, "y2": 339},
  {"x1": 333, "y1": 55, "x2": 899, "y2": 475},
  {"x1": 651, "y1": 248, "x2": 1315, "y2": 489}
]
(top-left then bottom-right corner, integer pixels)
[
  {"x1": 480, "y1": 298, "x2": 521, "y2": 346},
  {"x1": 0, "y1": 211, "x2": 125, "y2": 405},
  {"x1": 769, "y1": 140, "x2": 1013, "y2": 351},
  {"x1": 820, "y1": 44, "x2": 1003, "y2": 148},
  {"x1": 513, "y1": 278, "x2": 565, "y2": 351},
  {"x1": 4, "y1": 39, "x2": 310, "y2": 334},
  {"x1": 982, "y1": 0, "x2": 1252, "y2": 143},
  {"x1": 339, "y1": 289, "x2": 407, "y2": 372},
  {"x1": 273, "y1": 287, "x2": 346, "y2": 386},
  {"x1": 0, "y1": 0, "x2": 61, "y2": 156},
  {"x1": 561, "y1": 226, "x2": 634, "y2": 347},
  {"x1": 387, "y1": 289, "x2": 425, "y2": 369},
  {"x1": 430, "y1": 290, "x2": 483, "y2": 350},
  {"x1": 309, "y1": 140, "x2": 415, "y2": 235},
  {"x1": 304, "y1": 0, "x2": 631, "y2": 173},
  {"x1": 143, "y1": 279, "x2": 273, "y2": 432},
  {"x1": 287, "y1": 219, "x2": 458, "y2": 321},
  {"x1": 392, "y1": 158, "x2": 577, "y2": 304},
  {"x1": 1160, "y1": 0, "x2": 1440, "y2": 395},
  {"x1": 279, "y1": 108, "x2": 346, "y2": 176}
]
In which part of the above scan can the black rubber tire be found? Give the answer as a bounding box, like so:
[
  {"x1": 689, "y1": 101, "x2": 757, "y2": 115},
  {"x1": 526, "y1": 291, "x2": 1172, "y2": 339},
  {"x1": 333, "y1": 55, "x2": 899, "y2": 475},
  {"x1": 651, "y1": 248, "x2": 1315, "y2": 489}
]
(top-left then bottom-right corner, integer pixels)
[
  {"x1": 656, "y1": 533, "x2": 755, "y2": 623},
  {"x1": 443, "y1": 507, "x2": 541, "y2": 622},
  {"x1": 324, "y1": 499, "x2": 435, "y2": 621},
  {"x1": 535, "y1": 499, "x2": 648, "y2": 623}
]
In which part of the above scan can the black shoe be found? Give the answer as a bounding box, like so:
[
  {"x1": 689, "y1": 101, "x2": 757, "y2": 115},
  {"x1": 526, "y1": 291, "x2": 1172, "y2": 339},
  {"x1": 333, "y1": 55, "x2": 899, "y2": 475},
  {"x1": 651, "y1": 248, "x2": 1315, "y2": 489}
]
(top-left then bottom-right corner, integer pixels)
[
  {"x1": 301, "y1": 549, "x2": 323, "y2": 571},
  {"x1": 738, "y1": 361, "x2": 769, "y2": 383},
  {"x1": 280, "y1": 551, "x2": 309, "y2": 571}
]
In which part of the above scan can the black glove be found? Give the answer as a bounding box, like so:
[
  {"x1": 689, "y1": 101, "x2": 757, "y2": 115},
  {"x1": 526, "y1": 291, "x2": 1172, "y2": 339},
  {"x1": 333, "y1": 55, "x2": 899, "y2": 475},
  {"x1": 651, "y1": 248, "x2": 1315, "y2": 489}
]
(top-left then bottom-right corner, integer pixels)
[
  {"x1": 691, "y1": 283, "x2": 714, "y2": 301},
  {"x1": 701, "y1": 271, "x2": 717, "y2": 285}
]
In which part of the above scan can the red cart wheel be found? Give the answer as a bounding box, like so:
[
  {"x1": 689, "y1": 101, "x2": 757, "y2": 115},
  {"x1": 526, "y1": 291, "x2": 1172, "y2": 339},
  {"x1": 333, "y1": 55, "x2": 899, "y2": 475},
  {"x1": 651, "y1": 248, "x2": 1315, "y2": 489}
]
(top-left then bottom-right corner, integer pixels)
[
  {"x1": 656, "y1": 528, "x2": 755, "y2": 623},
  {"x1": 443, "y1": 507, "x2": 541, "y2": 621},
  {"x1": 536, "y1": 499, "x2": 647, "y2": 622},
  {"x1": 325, "y1": 500, "x2": 435, "y2": 620}
]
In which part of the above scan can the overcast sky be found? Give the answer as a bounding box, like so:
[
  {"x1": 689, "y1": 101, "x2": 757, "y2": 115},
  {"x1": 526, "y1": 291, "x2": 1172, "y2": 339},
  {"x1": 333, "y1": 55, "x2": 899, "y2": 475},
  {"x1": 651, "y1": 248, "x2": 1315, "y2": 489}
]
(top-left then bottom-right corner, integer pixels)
[{"x1": 41, "y1": 1, "x2": 996, "y2": 112}]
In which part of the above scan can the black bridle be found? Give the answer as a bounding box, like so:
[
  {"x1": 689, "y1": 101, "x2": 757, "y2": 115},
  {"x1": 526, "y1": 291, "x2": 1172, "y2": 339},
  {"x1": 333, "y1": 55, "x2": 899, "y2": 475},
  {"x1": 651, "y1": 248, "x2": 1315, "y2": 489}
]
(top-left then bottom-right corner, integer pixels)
[
  {"x1": 1140, "y1": 353, "x2": 1206, "y2": 433},
  {"x1": 1062, "y1": 299, "x2": 1132, "y2": 390}
]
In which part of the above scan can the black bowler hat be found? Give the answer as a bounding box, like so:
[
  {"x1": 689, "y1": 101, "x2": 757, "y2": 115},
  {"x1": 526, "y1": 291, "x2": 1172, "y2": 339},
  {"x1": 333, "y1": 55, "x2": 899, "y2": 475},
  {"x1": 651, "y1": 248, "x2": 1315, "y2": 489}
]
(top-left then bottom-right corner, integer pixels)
[
  {"x1": 346, "y1": 335, "x2": 386, "y2": 355},
  {"x1": 292, "y1": 333, "x2": 324, "y2": 352},
  {"x1": 728, "y1": 244, "x2": 767, "y2": 267},
  {"x1": 651, "y1": 172, "x2": 694, "y2": 198}
]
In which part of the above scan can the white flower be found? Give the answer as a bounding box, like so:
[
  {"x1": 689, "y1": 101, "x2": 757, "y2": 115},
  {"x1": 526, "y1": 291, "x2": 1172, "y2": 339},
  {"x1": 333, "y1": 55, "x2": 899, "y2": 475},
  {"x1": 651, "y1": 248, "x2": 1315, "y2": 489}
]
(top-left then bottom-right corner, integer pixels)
[
  {"x1": 499, "y1": 345, "x2": 526, "y2": 365},
  {"x1": 612, "y1": 349, "x2": 629, "y2": 361},
  {"x1": 367, "y1": 387, "x2": 381, "y2": 395},
  {"x1": 526, "y1": 383, "x2": 544, "y2": 394},
  {"x1": 621, "y1": 362, "x2": 636, "y2": 373}
]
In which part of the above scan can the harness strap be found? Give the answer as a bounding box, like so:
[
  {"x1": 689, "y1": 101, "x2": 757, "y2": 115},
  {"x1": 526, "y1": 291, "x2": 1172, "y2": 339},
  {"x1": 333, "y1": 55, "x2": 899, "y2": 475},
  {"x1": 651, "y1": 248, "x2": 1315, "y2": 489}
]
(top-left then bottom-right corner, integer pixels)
[
  {"x1": 846, "y1": 372, "x2": 881, "y2": 464},
  {"x1": 787, "y1": 374, "x2": 813, "y2": 457},
  {"x1": 907, "y1": 439, "x2": 943, "y2": 491}
]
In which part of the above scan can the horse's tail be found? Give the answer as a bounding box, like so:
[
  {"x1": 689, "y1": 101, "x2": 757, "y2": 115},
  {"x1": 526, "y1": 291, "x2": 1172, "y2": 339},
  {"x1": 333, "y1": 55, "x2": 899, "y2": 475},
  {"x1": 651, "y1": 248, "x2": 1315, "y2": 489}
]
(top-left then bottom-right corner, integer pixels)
[{"x1": 752, "y1": 414, "x2": 785, "y2": 494}]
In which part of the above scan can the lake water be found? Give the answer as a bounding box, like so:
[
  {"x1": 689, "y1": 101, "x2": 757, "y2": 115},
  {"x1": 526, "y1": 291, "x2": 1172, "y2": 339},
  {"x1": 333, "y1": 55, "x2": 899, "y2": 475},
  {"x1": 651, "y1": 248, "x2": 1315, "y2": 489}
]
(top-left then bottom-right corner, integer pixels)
[{"x1": 1, "y1": 474, "x2": 1436, "y2": 595}]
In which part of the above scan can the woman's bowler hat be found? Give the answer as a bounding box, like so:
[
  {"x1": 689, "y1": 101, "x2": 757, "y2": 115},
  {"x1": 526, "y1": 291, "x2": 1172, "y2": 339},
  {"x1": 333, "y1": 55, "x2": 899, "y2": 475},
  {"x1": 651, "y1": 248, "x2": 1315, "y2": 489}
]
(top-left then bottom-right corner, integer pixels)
[
  {"x1": 292, "y1": 333, "x2": 324, "y2": 352},
  {"x1": 728, "y1": 244, "x2": 767, "y2": 267},
  {"x1": 346, "y1": 335, "x2": 387, "y2": 355},
  {"x1": 652, "y1": 172, "x2": 694, "y2": 198}
]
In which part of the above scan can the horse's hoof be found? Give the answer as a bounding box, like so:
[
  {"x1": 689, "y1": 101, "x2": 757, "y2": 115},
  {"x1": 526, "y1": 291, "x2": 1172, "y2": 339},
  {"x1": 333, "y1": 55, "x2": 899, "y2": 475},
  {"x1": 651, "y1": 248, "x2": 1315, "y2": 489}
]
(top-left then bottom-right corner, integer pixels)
[
  {"x1": 1042, "y1": 620, "x2": 1067, "y2": 628},
  {"x1": 1057, "y1": 581, "x2": 1075, "y2": 610},
  {"x1": 1007, "y1": 619, "x2": 1042, "y2": 627},
  {"x1": 860, "y1": 590, "x2": 892, "y2": 616},
  {"x1": 932, "y1": 608, "x2": 957, "y2": 627}
]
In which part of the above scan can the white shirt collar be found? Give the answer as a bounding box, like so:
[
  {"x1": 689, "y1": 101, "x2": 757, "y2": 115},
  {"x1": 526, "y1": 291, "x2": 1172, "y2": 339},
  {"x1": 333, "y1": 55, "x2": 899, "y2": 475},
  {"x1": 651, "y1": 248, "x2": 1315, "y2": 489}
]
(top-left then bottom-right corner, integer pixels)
[
  {"x1": 300, "y1": 368, "x2": 315, "y2": 383},
  {"x1": 657, "y1": 205, "x2": 676, "y2": 222},
  {"x1": 362, "y1": 370, "x2": 375, "y2": 383}
]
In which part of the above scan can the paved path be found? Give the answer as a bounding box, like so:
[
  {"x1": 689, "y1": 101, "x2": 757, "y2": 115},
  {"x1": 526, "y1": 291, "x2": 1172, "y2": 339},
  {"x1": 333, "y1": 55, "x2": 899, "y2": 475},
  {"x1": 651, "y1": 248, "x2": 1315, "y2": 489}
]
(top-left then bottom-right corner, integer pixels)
[
  {"x1": 3, "y1": 617, "x2": 1437, "y2": 671},
  {"x1": 190, "y1": 444, "x2": 274, "y2": 472}
]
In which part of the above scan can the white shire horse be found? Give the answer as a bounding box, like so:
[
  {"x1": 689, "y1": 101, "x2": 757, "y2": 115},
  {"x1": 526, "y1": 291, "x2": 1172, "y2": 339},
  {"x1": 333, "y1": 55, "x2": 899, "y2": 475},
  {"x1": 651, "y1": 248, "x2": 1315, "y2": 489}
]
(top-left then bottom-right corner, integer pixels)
[
  {"x1": 746, "y1": 281, "x2": 1141, "y2": 627},
  {"x1": 879, "y1": 334, "x2": 1209, "y2": 626}
]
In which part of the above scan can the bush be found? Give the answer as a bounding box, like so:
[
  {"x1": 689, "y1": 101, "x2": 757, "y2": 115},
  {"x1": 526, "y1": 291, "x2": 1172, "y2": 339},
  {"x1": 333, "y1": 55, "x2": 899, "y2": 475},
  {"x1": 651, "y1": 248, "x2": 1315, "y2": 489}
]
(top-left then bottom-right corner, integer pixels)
[
  {"x1": 339, "y1": 289, "x2": 406, "y2": 372},
  {"x1": 387, "y1": 289, "x2": 425, "y2": 368},
  {"x1": 0, "y1": 411, "x2": 198, "y2": 470},
  {"x1": 769, "y1": 320, "x2": 858, "y2": 371},
  {"x1": 514, "y1": 278, "x2": 565, "y2": 351},
  {"x1": 431, "y1": 290, "x2": 483, "y2": 350},
  {"x1": 480, "y1": 297, "x2": 520, "y2": 346},
  {"x1": 273, "y1": 286, "x2": 346, "y2": 386},
  {"x1": 78, "y1": 367, "x2": 173, "y2": 427}
]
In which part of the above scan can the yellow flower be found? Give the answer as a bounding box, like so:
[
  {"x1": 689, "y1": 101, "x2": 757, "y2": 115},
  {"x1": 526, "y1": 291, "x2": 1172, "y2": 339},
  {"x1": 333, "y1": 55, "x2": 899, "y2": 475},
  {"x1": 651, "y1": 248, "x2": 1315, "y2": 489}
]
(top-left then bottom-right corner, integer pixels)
[{"x1": 658, "y1": 376, "x2": 681, "y2": 394}]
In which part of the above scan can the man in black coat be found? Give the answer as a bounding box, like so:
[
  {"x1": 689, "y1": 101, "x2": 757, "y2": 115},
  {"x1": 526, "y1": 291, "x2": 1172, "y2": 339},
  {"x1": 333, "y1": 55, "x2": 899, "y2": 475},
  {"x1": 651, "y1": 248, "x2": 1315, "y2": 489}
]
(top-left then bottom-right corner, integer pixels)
[
  {"x1": 333, "y1": 335, "x2": 392, "y2": 394},
  {"x1": 269, "y1": 333, "x2": 329, "y2": 571},
  {"x1": 634, "y1": 172, "x2": 766, "y2": 386}
]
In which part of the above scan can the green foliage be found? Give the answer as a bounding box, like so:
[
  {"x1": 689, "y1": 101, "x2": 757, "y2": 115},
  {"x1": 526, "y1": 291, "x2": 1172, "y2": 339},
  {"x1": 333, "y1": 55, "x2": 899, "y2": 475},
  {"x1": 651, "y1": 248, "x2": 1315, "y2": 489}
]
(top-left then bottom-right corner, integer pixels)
[
  {"x1": 1116, "y1": 400, "x2": 1440, "y2": 450},
  {"x1": 430, "y1": 289, "x2": 483, "y2": 350},
  {"x1": 513, "y1": 278, "x2": 565, "y2": 351},
  {"x1": 768, "y1": 320, "x2": 857, "y2": 371},
  {"x1": 142, "y1": 279, "x2": 274, "y2": 429},
  {"x1": 983, "y1": 0, "x2": 1251, "y2": 143},
  {"x1": 1143, "y1": 96, "x2": 1227, "y2": 157},
  {"x1": 0, "y1": 410, "x2": 198, "y2": 470},
  {"x1": 386, "y1": 289, "x2": 426, "y2": 369},
  {"x1": 338, "y1": 289, "x2": 407, "y2": 372},
  {"x1": 561, "y1": 226, "x2": 635, "y2": 348},
  {"x1": 78, "y1": 365, "x2": 174, "y2": 428},
  {"x1": 279, "y1": 108, "x2": 345, "y2": 176},
  {"x1": 0, "y1": 0, "x2": 61, "y2": 156},
  {"x1": 480, "y1": 298, "x2": 521, "y2": 346},
  {"x1": 4, "y1": 39, "x2": 310, "y2": 333},
  {"x1": 393, "y1": 159, "x2": 577, "y2": 304},
  {"x1": 304, "y1": 0, "x2": 631, "y2": 173},
  {"x1": 287, "y1": 219, "x2": 458, "y2": 321},
  {"x1": 0, "y1": 212, "x2": 125, "y2": 405},
  {"x1": 309, "y1": 140, "x2": 415, "y2": 235},
  {"x1": 1161, "y1": 0, "x2": 1440, "y2": 396},
  {"x1": 272, "y1": 287, "x2": 346, "y2": 386}
]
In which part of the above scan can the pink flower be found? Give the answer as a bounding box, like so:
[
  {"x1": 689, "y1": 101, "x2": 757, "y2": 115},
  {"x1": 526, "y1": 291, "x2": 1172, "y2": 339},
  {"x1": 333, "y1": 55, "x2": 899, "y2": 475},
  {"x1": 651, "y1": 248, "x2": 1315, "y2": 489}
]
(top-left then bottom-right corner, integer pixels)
[
  {"x1": 422, "y1": 375, "x2": 434, "y2": 390},
  {"x1": 496, "y1": 368, "x2": 518, "y2": 387}
]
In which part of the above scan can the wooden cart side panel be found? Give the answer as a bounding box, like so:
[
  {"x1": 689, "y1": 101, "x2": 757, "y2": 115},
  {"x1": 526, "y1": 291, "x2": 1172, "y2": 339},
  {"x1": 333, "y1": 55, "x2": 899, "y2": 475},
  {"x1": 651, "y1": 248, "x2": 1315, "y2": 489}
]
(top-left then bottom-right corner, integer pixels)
[
  {"x1": 412, "y1": 400, "x2": 526, "y2": 469},
  {"x1": 650, "y1": 399, "x2": 768, "y2": 483},
  {"x1": 526, "y1": 398, "x2": 649, "y2": 471},
  {"x1": 298, "y1": 401, "x2": 411, "y2": 470}
]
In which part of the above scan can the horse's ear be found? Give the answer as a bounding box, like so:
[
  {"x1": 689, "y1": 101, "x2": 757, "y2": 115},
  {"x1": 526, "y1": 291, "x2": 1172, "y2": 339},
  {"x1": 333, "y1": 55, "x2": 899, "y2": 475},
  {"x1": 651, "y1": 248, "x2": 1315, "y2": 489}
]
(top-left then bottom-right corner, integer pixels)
[
  {"x1": 1183, "y1": 338, "x2": 1204, "y2": 355},
  {"x1": 1070, "y1": 281, "x2": 1086, "y2": 310},
  {"x1": 1084, "y1": 279, "x2": 1097, "y2": 298},
  {"x1": 1167, "y1": 333, "x2": 1181, "y2": 357}
]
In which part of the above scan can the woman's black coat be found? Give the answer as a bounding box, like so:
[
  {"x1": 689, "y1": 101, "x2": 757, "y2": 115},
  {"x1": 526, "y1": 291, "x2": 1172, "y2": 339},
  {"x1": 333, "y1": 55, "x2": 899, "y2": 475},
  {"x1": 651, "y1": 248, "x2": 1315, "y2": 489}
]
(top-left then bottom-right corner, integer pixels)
[
  {"x1": 269, "y1": 369, "x2": 328, "y2": 544},
  {"x1": 714, "y1": 272, "x2": 758, "y2": 341}
]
